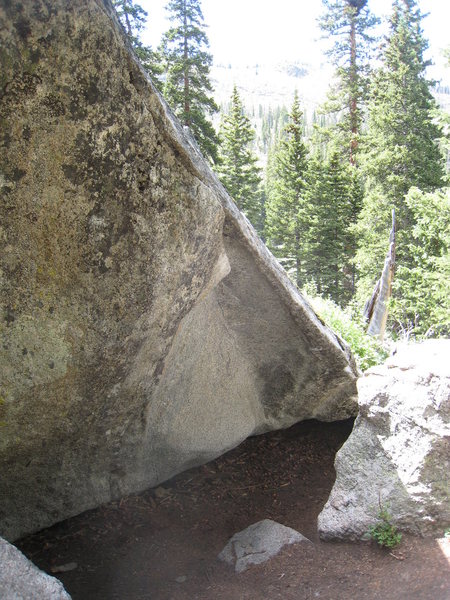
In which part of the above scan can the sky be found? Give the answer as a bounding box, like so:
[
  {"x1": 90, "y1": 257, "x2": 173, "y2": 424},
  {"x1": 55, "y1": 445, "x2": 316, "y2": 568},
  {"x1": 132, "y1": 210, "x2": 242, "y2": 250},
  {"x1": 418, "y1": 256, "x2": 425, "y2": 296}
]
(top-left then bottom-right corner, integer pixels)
[{"x1": 140, "y1": 0, "x2": 449, "y2": 79}]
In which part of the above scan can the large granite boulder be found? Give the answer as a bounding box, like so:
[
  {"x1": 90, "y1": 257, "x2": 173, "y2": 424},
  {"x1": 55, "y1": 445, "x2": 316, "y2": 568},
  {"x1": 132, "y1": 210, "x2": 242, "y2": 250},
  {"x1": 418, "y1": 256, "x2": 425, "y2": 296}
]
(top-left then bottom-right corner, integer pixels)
[
  {"x1": 0, "y1": 536, "x2": 71, "y2": 599},
  {"x1": 0, "y1": 0, "x2": 357, "y2": 541},
  {"x1": 318, "y1": 340, "x2": 450, "y2": 540}
]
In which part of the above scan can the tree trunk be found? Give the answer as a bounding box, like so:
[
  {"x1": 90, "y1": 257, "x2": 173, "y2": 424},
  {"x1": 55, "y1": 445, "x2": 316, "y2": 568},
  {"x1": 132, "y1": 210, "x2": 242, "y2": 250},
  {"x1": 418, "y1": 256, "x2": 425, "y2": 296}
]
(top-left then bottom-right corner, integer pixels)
[
  {"x1": 349, "y1": 16, "x2": 358, "y2": 165},
  {"x1": 183, "y1": 1, "x2": 190, "y2": 126},
  {"x1": 123, "y1": 0, "x2": 132, "y2": 37},
  {"x1": 364, "y1": 209, "x2": 396, "y2": 340}
]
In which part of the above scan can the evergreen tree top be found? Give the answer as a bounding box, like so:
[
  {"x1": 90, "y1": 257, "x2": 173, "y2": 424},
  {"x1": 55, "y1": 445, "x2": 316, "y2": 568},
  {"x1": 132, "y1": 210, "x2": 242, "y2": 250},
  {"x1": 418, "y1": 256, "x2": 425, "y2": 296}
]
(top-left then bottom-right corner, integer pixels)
[
  {"x1": 161, "y1": 0, "x2": 212, "y2": 67},
  {"x1": 215, "y1": 85, "x2": 262, "y2": 228},
  {"x1": 113, "y1": 0, "x2": 163, "y2": 86},
  {"x1": 284, "y1": 91, "x2": 302, "y2": 132},
  {"x1": 166, "y1": 0, "x2": 206, "y2": 23},
  {"x1": 273, "y1": 92, "x2": 308, "y2": 192},
  {"x1": 319, "y1": 0, "x2": 379, "y2": 67},
  {"x1": 218, "y1": 86, "x2": 257, "y2": 159},
  {"x1": 160, "y1": 0, "x2": 218, "y2": 162},
  {"x1": 113, "y1": 0, "x2": 147, "y2": 38},
  {"x1": 383, "y1": 0, "x2": 430, "y2": 72}
]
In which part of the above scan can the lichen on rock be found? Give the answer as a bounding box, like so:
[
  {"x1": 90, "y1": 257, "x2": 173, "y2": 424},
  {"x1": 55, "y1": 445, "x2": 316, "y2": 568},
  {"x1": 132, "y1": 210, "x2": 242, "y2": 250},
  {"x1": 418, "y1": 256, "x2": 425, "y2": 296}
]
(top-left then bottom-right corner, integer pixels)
[{"x1": 0, "y1": 0, "x2": 358, "y2": 541}]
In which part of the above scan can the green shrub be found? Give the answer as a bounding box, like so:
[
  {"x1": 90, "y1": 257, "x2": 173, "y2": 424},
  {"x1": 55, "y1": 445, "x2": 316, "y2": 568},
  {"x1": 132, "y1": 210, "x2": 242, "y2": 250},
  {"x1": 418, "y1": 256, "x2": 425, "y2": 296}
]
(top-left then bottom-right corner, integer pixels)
[
  {"x1": 368, "y1": 508, "x2": 402, "y2": 549},
  {"x1": 303, "y1": 291, "x2": 389, "y2": 371}
]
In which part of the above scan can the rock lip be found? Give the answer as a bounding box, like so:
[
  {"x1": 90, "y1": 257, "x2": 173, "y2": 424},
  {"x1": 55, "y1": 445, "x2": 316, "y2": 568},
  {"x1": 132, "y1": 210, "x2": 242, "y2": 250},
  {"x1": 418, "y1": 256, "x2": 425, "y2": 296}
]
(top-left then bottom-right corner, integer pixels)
[
  {"x1": 318, "y1": 340, "x2": 450, "y2": 540},
  {"x1": 0, "y1": 0, "x2": 357, "y2": 541},
  {"x1": 218, "y1": 519, "x2": 310, "y2": 573},
  {"x1": 0, "y1": 536, "x2": 72, "y2": 599}
]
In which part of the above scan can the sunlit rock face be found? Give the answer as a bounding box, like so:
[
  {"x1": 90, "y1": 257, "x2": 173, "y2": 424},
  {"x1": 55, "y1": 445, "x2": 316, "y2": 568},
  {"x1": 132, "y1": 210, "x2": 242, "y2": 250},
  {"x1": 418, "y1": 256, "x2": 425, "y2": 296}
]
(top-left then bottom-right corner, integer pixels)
[
  {"x1": 318, "y1": 340, "x2": 450, "y2": 540},
  {"x1": 0, "y1": 537, "x2": 72, "y2": 599},
  {"x1": 0, "y1": 0, "x2": 358, "y2": 541}
]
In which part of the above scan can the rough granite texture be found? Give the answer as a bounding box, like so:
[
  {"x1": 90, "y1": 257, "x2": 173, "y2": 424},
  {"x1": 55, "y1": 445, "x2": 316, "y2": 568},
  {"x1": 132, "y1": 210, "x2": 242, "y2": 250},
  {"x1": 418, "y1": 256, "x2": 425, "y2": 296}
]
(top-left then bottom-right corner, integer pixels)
[
  {"x1": 0, "y1": 536, "x2": 72, "y2": 599},
  {"x1": 318, "y1": 340, "x2": 450, "y2": 540},
  {"x1": 0, "y1": 0, "x2": 358, "y2": 541},
  {"x1": 218, "y1": 519, "x2": 310, "y2": 573}
]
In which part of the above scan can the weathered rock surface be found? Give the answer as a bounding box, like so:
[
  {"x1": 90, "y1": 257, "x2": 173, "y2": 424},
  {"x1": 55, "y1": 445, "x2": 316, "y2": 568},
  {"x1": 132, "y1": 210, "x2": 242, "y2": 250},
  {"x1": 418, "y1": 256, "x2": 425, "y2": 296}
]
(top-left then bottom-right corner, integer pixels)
[
  {"x1": 0, "y1": 0, "x2": 357, "y2": 541},
  {"x1": 0, "y1": 536, "x2": 72, "y2": 599},
  {"x1": 218, "y1": 519, "x2": 310, "y2": 572},
  {"x1": 318, "y1": 340, "x2": 450, "y2": 540}
]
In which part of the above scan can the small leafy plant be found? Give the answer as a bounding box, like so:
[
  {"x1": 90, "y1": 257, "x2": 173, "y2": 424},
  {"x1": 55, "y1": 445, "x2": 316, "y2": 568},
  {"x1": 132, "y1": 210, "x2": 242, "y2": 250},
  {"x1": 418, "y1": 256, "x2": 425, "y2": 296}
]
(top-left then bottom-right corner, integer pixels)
[{"x1": 368, "y1": 508, "x2": 402, "y2": 549}]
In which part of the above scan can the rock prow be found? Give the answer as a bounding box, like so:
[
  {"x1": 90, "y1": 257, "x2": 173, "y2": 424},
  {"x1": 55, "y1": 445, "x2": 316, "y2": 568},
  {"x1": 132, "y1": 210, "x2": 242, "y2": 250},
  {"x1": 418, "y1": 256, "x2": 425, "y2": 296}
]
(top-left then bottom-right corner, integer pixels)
[
  {"x1": 0, "y1": 0, "x2": 357, "y2": 541},
  {"x1": 125, "y1": 8, "x2": 354, "y2": 373},
  {"x1": 104, "y1": 0, "x2": 356, "y2": 367}
]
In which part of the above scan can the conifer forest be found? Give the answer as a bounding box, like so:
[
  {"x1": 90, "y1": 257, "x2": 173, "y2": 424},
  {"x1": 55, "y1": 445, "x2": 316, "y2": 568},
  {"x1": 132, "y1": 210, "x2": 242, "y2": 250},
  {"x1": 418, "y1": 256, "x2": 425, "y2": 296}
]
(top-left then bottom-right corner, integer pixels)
[{"x1": 113, "y1": 0, "x2": 450, "y2": 365}]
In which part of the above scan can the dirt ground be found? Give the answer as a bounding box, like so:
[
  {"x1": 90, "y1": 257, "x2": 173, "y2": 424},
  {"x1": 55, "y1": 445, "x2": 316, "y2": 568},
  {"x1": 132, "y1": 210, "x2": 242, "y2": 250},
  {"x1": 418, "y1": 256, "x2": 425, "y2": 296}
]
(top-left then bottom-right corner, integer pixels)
[{"x1": 17, "y1": 419, "x2": 450, "y2": 600}]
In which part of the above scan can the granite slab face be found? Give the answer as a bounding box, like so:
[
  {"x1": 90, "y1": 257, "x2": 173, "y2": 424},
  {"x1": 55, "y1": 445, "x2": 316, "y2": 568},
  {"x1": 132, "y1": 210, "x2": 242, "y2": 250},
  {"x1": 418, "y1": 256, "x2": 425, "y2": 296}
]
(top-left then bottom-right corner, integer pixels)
[{"x1": 0, "y1": 0, "x2": 358, "y2": 540}]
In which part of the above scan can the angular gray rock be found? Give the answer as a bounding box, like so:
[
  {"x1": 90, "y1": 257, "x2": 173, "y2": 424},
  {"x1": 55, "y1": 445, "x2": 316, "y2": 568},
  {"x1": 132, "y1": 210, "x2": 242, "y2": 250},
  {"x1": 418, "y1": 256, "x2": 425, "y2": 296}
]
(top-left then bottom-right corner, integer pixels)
[
  {"x1": 0, "y1": 536, "x2": 72, "y2": 599},
  {"x1": 318, "y1": 340, "x2": 450, "y2": 540},
  {"x1": 0, "y1": 0, "x2": 358, "y2": 541},
  {"x1": 218, "y1": 519, "x2": 310, "y2": 572}
]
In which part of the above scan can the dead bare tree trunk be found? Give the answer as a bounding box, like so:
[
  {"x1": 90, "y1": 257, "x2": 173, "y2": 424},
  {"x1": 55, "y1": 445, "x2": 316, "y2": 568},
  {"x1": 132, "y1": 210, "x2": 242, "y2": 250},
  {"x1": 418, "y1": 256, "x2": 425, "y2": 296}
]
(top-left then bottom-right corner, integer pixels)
[{"x1": 363, "y1": 209, "x2": 396, "y2": 340}]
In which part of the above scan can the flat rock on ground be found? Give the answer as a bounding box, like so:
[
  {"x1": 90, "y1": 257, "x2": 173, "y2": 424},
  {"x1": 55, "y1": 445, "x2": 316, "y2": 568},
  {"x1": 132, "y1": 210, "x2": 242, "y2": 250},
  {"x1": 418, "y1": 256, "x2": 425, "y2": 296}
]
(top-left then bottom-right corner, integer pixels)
[{"x1": 218, "y1": 519, "x2": 310, "y2": 572}]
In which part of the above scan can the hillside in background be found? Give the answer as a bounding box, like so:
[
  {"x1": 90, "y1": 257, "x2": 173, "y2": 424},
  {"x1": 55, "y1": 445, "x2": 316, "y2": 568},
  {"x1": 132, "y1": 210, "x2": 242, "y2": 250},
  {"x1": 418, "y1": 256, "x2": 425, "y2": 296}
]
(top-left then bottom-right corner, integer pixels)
[
  {"x1": 211, "y1": 61, "x2": 332, "y2": 112},
  {"x1": 211, "y1": 60, "x2": 333, "y2": 163},
  {"x1": 211, "y1": 60, "x2": 450, "y2": 164}
]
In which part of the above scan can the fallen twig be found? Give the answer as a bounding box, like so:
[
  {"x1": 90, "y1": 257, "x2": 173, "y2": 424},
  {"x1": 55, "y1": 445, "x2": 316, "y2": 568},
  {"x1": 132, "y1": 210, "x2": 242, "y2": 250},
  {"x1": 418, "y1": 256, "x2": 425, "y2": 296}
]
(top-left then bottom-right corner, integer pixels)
[{"x1": 389, "y1": 551, "x2": 405, "y2": 560}]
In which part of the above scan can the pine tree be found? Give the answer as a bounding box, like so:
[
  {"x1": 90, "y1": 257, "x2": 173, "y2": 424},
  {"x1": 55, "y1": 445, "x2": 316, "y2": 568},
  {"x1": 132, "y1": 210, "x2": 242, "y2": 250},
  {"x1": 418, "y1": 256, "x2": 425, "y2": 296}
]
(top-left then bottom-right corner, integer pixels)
[
  {"x1": 438, "y1": 46, "x2": 450, "y2": 179},
  {"x1": 307, "y1": 150, "x2": 363, "y2": 304},
  {"x1": 113, "y1": 0, "x2": 162, "y2": 85},
  {"x1": 392, "y1": 188, "x2": 450, "y2": 336},
  {"x1": 160, "y1": 0, "x2": 218, "y2": 162},
  {"x1": 265, "y1": 93, "x2": 309, "y2": 286},
  {"x1": 319, "y1": 0, "x2": 378, "y2": 163},
  {"x1": 215, "y1": 86, "x2": 263, "y2": 230},
  {"x1": 306, "y1": 0, "x2": 377, "y2": 301},
  {"x1": 356, "y1": 0, "x2": 445, "y2": 329}
]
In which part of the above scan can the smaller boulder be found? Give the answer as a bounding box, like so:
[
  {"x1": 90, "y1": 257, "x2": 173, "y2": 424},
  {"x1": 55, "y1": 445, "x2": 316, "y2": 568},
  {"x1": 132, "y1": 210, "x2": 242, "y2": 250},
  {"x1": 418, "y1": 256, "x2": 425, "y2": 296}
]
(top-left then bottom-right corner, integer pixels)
[
  {"x1": 218, "y1": 519, "x2": 310, "y2": 573},
  {"x1": 0, "y1": 536, "x2": 71, "y2": 599},
  {"x1": 318, "y1": 340, "x2": 450, "y2": 540}
]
